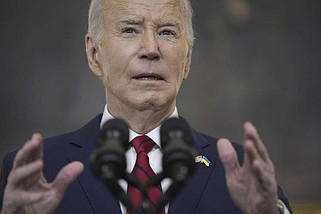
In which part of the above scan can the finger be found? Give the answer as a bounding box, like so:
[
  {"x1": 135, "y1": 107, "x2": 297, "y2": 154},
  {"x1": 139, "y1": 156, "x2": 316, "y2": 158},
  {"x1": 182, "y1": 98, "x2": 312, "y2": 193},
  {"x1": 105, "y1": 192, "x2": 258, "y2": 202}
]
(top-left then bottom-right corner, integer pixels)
[
  {"x1": 52, "y1": 161, "x2": 84, "y2": 194},
  {"x1": 251, "y1": 159, "x2": 276, "y2": 191},
  {"x1": 244, "y1": 139, "x2": 262, "y2": 168},
  {"x1": 6, "y1": 191, "x2": 46, "y2": 208},
  {"x1": 244, "y1": 136, "x2": 277, "y2": 192},
  {"x1": 13, "y1": 133, "x2": 43, "y2": 168},
  {"x1": 217, "y1": 138, "x2": 240, "y2": 176},
  {"x1": 29, "y1": 133, "x2": 43, "y2": 162},
  {"x1": 243, "y1": 122, "x2": 269, "y2": 161},
  {"x1": 8, "y1": 160, "x2": 43, "y2": 187}
]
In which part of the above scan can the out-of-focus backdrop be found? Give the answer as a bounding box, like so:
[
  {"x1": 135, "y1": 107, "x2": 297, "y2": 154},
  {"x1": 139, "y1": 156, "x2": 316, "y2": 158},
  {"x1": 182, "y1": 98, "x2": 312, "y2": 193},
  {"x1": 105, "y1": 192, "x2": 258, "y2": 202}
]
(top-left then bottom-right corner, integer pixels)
[{"x1": 1, "y1": 0, "x2": 320, "y2": 212}]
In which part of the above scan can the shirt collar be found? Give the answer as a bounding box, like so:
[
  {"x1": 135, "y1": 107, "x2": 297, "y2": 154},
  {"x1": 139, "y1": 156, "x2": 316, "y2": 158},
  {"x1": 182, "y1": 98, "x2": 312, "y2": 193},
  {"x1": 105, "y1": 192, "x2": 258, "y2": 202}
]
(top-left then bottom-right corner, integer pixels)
[{"x1": 100, "y1": 104, "x2": 179, "y2": 147}]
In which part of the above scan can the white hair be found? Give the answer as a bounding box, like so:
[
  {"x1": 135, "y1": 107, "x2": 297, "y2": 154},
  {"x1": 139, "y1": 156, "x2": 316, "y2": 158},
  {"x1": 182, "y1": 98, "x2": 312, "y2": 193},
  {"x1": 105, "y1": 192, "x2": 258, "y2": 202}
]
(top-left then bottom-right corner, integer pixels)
[{"x1": 87, "y1": 0, "x2": 194, "y2": 47}]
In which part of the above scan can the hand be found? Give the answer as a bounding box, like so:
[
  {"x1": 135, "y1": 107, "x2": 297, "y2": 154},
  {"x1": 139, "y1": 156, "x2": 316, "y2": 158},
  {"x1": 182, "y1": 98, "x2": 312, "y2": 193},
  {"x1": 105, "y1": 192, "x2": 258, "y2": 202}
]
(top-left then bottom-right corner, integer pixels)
[
  {"x1": 217, "y1": 122, "x2": 278, "y2": 214},
  {"x1": 1, "y1": 133, "x2": 84, "y2": 214}
]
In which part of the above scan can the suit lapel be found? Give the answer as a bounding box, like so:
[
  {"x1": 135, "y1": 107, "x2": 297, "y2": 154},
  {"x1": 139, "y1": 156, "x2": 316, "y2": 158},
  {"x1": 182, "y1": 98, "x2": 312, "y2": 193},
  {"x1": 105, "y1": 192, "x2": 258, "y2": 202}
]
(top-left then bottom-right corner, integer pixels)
[
  {"x1": 67, "y1": 114, "x2": 122, "y2": 214},
  {"x1": 168, "y1": 129, "x2": 219, "y2": 214}
]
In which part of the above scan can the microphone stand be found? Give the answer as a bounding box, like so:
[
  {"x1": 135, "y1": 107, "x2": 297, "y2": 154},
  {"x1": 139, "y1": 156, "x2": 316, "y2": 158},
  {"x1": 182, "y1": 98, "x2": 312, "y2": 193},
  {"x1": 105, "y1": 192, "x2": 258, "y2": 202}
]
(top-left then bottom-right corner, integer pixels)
[{"x1": 96, "y1": 169, "x2": 191, "y2": 214}]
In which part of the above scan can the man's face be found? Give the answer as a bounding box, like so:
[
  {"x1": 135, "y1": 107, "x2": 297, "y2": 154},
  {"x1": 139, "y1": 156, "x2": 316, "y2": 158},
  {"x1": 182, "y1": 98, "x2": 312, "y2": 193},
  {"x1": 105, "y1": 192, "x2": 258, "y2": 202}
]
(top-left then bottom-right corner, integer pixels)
[{"x1": 94, "y1": 0, "x2": 191, "y2": 113}]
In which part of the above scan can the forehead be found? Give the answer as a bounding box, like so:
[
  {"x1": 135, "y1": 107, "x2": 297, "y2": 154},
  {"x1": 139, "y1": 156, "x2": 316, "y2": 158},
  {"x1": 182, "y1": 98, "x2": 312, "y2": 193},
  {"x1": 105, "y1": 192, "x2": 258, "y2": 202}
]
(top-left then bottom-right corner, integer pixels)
[{"x1": 103, "y1": 0, "x2": 186, "y2": 24}]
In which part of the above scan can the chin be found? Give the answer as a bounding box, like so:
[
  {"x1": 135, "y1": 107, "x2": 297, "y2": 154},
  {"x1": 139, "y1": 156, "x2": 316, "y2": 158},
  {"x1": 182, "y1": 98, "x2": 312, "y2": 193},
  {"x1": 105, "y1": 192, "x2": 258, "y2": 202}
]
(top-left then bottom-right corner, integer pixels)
[
  {"x1": 120, "y1": 89, "x2": 175, "y2": 109},
  {"x1": 136, "y1": 95, "x2": 175, "y2": 111}
]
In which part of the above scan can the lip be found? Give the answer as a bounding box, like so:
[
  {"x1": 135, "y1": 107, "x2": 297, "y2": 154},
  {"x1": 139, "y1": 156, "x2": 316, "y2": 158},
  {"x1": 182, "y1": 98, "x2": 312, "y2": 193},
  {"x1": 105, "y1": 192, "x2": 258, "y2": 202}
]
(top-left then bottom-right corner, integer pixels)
[{"x1": 132, "y1": 73, "x2": 165, "y2": 81}]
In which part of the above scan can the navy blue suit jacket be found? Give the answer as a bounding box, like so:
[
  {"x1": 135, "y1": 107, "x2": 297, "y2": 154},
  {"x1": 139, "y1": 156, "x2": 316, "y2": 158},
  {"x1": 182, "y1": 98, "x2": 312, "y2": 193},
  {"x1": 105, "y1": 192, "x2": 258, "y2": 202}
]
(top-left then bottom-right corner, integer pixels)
[{"x1": 0, "y1": 114, "x2": 291, "y2": 213}]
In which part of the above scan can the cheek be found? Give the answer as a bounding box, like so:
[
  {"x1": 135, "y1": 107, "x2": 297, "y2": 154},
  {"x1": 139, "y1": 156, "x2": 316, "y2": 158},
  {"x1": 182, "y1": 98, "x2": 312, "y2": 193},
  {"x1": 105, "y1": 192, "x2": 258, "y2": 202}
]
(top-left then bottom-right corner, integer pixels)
[
  {"x1": 107, "y1": 43, "x2": 137, "y2": 72},
  {"x1": 170, "y1": 49, "x2": 189, "y2": 79},
  {"x1": 100, "y1": 48, "x2": 124, "y2": 78}
]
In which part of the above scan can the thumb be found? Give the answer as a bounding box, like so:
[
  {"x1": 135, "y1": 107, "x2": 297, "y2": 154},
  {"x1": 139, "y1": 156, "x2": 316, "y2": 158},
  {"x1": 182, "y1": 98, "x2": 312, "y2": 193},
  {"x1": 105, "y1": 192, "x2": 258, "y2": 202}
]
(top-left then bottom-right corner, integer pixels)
[
  {"x1": 217, "y1": 138, "x2": 240, "y2": 176},
  {"x1": 53, "y1": 161, "x2": 84, "y2": 194}
]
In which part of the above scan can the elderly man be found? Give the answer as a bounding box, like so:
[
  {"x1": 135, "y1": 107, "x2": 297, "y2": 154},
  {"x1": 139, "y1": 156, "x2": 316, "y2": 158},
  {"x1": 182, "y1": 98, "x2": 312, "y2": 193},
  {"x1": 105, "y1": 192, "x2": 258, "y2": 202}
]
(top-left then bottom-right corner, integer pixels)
[{"x1": 0, "y1": 0, "x2": 292, "y2": 213}]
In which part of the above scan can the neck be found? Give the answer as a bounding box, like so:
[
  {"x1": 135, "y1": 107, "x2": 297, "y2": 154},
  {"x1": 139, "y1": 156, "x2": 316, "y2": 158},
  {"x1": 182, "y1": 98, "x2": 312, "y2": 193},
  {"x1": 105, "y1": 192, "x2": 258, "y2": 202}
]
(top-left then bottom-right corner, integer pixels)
[{"x1": 107, "y1": 102, "x2": 175, "y2": 134}]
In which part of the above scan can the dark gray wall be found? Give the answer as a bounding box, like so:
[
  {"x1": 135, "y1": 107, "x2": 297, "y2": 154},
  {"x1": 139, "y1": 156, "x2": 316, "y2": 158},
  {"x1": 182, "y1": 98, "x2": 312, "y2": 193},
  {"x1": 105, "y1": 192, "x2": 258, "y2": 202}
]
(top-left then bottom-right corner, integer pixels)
[{"x1": 1, "y1": 0, "x2": 320, "y2": 203}]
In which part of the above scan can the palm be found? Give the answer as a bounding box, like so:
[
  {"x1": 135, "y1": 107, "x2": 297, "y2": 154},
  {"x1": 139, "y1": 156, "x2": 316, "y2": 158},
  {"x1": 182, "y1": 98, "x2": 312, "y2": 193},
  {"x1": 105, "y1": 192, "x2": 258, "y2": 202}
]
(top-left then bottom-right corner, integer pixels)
[
  {"x1": 22, "y1": 184, "x2": 62, "y2": 214},
  {"x1": 19, "y1": 175, "x2": 66, "y2": 214}
]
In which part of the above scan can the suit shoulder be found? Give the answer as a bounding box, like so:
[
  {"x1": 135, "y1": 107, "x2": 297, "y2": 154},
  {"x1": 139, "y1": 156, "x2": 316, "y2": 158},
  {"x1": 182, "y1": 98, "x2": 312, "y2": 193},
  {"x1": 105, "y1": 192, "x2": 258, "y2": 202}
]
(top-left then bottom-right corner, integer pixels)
[
  {"x1": 43, "y1": 114, "x2": 102, "y2": 148},
  {"x1": 191, "y1": 129, "x2": 244, "y2": 162},
  {"x1": 192, "y1": 129, "x2": 243, "y2": 150}
]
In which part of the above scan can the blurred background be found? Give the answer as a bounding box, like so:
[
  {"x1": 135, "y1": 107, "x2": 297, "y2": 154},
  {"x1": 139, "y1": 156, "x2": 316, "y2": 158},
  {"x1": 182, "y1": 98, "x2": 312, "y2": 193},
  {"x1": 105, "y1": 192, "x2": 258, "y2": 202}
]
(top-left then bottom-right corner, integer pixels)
[{"x1": 1, "y1": 0, "x2": 320, "y2": 213}]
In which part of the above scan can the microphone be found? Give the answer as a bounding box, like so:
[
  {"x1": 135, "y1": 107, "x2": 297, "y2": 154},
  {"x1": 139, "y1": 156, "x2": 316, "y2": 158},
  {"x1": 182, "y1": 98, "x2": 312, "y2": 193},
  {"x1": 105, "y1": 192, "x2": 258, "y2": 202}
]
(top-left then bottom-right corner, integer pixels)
[
  {"x1": 91, "y1": 118, "x2": 129, "y2": 181},
  {"x1": 91, "y1": 118, "x2": 138, "y2": 213},
  {"x1": 161, "y1": 117, "x2": 196, "y2": 181},
  {"x1": 154, "y1": 117, "x2": 196, "y2": 213}
]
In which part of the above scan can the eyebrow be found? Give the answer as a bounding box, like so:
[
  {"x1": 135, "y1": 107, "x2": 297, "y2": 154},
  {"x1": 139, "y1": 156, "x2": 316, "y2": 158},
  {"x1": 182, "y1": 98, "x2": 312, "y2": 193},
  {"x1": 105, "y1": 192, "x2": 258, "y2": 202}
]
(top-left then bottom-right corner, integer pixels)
[
  {"x1": 120, "y1": 18, "x2": 143, "y2": 25},
  {"x1": 157, "y1": 20, "x2": 180, "y2": 28},
  {"x1": 159, "y1": 19, "x2": 179, "y2": 26},
  {"x1": 119, "y1": 18, "x2": 180, "y2": 27}
]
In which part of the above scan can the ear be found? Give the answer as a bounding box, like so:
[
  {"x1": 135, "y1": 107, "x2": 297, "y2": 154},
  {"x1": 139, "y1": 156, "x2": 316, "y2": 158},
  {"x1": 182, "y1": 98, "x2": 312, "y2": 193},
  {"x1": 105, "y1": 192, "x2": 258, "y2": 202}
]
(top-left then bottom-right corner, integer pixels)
[
  {"x1": 85, "y1": 34, "x2": 103, "y2": 77},
  {"x1": 183, "y1": 47, "x2": 192, "y2": 80}
]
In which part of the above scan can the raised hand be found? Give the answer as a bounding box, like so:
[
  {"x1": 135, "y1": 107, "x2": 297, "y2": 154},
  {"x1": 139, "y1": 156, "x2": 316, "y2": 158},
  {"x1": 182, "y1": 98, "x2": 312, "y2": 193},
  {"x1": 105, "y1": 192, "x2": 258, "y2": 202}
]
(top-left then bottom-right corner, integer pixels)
[
  {"x1": 217, "y1": 122, "x2": 278, "y2": 214},
  {"x1": 1, "y1": 133, "x2": 84, "y2": 214}
]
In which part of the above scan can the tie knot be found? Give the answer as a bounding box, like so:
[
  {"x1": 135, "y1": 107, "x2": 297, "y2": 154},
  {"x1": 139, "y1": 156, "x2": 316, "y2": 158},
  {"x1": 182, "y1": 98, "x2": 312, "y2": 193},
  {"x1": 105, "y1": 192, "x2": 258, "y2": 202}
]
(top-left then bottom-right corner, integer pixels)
[{"x1": 131, "y1": 135, "x2": 155, "y2": 154}]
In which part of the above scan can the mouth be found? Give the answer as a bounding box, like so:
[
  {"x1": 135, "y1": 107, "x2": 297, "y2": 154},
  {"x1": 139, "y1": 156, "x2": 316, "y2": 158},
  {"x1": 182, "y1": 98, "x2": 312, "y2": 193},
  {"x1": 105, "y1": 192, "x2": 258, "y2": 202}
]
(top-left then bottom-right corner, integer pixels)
[{"x1": 132, "y1": 73, "x2": 165, "y2": 81}]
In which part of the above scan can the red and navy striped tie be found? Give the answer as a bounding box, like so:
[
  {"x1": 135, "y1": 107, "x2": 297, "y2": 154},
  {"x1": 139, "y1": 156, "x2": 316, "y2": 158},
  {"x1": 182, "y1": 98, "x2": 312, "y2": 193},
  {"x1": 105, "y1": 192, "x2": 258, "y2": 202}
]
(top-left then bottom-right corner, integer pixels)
[{"x1": 127, "y1": 135, "x2": 165, "y2": 214}]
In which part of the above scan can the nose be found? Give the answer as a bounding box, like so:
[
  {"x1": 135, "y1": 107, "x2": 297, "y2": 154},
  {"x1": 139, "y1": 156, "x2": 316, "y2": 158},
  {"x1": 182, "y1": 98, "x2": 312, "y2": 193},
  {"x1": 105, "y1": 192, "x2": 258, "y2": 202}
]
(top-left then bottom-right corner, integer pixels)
[{"x1": 139, "y1": 30, "x2": 160, "y2": 60}]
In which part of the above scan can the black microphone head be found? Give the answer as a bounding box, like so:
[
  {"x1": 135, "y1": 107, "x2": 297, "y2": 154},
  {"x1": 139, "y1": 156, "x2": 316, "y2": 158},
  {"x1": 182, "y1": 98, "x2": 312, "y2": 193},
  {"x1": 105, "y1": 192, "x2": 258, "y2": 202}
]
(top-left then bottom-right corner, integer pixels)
[
  {"x1": 91, "y1": 118, "x2": 129, "y2": 181},
  {"x1": 160, "y1": 117, "x2": 192, "y2": 148},
  {"x1": 160, "y1": 117, "x2": 196, "y2": 181},
  {"x1": 99, "y1": 118, "x2": 129, "y2": 148}
]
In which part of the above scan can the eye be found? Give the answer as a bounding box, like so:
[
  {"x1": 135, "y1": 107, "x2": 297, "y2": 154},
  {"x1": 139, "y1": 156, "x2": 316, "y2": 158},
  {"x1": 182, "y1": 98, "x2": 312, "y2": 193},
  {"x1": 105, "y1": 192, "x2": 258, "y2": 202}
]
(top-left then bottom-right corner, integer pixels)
[
  {"x1": 121, "y1": 27, "x2": 137, "y2": 35},
  {"x1": 159, "y1": 29, "x2": 176, "y2": 37}
]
